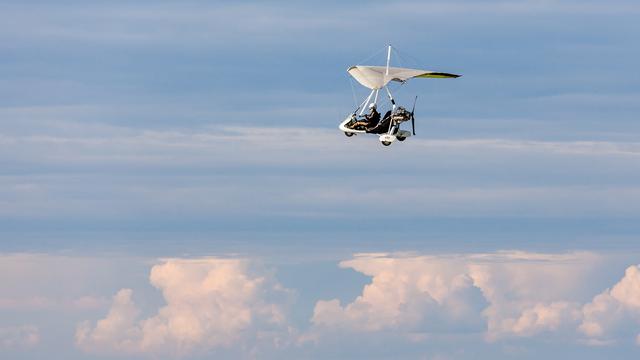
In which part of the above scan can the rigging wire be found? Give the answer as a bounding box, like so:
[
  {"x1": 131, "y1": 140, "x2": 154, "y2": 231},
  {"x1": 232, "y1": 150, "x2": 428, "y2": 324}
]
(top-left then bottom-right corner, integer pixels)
[
  {"x1": 392, "y1": 46, "x2": 423, "y2": 70},
  {"x1": 354, "y1": 45, "x2": 388, "y2": 66},
  {"x1": 348, "y1": 76, "x2": 358, "y2": 109},
  {"x1": 390, "y1": 46, "x2": 404, "y2": 69}
]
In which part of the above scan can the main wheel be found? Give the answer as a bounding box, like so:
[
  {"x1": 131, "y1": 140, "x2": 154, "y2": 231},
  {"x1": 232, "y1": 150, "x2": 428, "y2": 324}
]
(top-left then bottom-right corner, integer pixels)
[
  {"x1": 344, "y1": 132, "x2": 355, "y2": 137},
  {"x1": 381, "y1": 141, "x2": 392, "y2": 146},
  {"x1": 396, "y1": 136, "x2": 406, "y2": 141}
]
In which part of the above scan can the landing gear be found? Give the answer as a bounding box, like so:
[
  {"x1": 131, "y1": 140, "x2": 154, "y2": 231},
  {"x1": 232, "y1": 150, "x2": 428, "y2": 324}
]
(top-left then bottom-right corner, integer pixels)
[
  {"x1": 379, "y1": 134, "x2": 395, "y2": 146},
  {"x1": 395, "y1": 130, "x2": 411, "y2": 142},
  {"x1": 344, "y1": 132, "x2": 355, "y2": 137}
]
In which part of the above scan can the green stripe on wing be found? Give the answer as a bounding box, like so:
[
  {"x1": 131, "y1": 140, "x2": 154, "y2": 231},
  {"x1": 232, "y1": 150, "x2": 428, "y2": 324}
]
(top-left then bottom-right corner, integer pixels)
[{"x1": 415, "y1": 72, "x2": 461, "y2": 78}]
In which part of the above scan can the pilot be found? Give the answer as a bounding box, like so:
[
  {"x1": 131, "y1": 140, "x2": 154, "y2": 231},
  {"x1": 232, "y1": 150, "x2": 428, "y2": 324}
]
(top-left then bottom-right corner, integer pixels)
[
  {"x1": 351, "y1": 103, "x2": 380, "y2": 130},
  {"x1": 365, "y1": 103, "x2": 381, "y2": 126}
]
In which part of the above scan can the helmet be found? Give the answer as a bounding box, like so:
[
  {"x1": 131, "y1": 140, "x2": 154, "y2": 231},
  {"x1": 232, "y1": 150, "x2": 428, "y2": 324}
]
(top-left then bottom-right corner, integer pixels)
[{"x1": 369, "y1": 103, "x2": 377, "y2": 109}]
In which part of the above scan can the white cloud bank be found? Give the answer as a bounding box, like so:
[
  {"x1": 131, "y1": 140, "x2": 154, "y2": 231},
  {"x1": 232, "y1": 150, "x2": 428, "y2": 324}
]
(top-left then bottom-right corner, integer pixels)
[
  {"x1": 71, "y1": 252, "x2": 640, "y2": 357},
  {"x1": 310, "y1": 252, "x2": 640, "y2": 345},
  {"x1": 76, "y1": 258, "x2": 293, "y2": 357}
]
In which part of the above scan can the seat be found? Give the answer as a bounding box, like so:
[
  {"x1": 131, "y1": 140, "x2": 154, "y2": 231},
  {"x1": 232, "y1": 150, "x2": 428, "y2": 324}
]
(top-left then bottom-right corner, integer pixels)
[{"x1": 366, "y1": 111, "x2": 392, "y2": 134}]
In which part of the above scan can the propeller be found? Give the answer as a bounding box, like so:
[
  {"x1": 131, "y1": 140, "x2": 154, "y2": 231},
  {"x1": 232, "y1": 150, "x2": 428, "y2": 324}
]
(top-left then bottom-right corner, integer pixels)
[{"x1": 410, "y1": 95, "x2": 417, "y2": 135}]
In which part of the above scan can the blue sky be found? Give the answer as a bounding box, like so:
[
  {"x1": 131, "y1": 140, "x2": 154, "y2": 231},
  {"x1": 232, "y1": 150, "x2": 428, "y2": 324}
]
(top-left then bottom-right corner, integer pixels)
[{"x1": 1, "y1": 0, "x2": 640, "y2": 358}]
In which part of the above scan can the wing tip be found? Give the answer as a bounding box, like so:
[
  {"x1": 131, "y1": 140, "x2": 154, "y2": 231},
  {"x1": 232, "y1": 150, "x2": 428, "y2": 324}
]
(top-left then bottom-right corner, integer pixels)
[{"x1": 427, "y1": 72, "x2": 461, "y2": 78}]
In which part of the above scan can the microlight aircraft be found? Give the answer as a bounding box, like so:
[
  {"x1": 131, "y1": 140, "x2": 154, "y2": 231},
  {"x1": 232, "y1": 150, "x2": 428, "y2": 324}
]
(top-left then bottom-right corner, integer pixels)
[{"x1": 340, "y1": 45, "x2": 460, "y2": 146}]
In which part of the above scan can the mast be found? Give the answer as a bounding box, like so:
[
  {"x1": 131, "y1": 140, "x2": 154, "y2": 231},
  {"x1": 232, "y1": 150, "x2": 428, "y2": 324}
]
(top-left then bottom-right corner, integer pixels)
[
  {"x1": 385, "y1": 45, "x2": 395, "y2": 111},
  {"x1": 385, "y1": 44, "x2": 391, "y2": 75}
]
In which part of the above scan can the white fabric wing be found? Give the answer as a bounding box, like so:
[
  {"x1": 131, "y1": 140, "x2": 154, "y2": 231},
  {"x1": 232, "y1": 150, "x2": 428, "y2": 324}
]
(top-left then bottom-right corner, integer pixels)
[{"x1": 348, "y1": 65, "x2": 459, "y2": 89}]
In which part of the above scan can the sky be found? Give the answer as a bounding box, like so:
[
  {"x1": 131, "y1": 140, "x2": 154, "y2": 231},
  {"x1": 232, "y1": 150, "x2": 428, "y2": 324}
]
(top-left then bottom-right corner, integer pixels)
[{"x1": 1, "y1": 0, "x2": 640, "y2": 358}]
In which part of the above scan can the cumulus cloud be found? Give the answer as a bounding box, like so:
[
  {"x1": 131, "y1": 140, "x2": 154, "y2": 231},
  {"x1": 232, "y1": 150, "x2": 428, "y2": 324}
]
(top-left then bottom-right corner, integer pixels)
[
  {"x1": 309, "y1": 251, "x2": 639, "y2": 343},
  {"x1": 487, "y1": 301, "x2": 582, "y2": 340},
  {"x1": 0, "y1": 325, "x2": 40, "y2": 349},
  {"x1": 76, "y1": 258, "x2": 293, "y2": 357},
  {"x1": 76, "y1": 289, "x2": 141, "y2": 353},
  {"x1": 311, "y1": 254, "x2": 486, "y2": 333},
  {"x1": 579, "y1": 265, "x2": 640, "y2": 344},
  {"x1": 465, "y1": 251, "x2": 598, "y2": 340}
]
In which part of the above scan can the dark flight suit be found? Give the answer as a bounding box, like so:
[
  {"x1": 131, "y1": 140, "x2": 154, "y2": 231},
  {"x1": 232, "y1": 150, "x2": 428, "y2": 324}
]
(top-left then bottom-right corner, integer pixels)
[{"x1": 350, "y1": 108, "x2": 380, "y2": 129}]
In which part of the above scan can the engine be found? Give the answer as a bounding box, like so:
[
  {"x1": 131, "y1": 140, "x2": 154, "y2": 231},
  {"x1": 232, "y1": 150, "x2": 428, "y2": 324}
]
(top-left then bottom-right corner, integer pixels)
[{"x1": 391, "y1": 107, "x2": 411, "y2": 123}]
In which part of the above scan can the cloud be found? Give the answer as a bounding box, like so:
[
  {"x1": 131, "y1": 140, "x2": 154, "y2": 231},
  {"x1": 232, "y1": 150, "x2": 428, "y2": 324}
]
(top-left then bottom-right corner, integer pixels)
[
  {"x1": 3, "y1": 123, "x2": 640, "y2": 223},
  {"x1": 0, "y1": 253, "x2": 135, "y2": 315},
  {"x1": 4, "y1": 126, "x2": 640, "y2": 168},
  {"x1": 0, "y1": 295, "x2": 108, "y2": 312},
  {"x1": 309, "y1": 251, "x2": 626, "y2": 343},
  {"x1": 487, "y1": 301, "x2": 582, "y2": 339},
  {"x1": 3, "y1": 251, "x2": 640, "y2": 358},
  {"x1": 465, "y1": 252, "x2": 599, "y2": 341},
  {"x1": 311, "y1": 254, "x2": 486, "y2": 333},
  {"x1": 76, "y1": 289, "x2": 140, "y2": 353},
  {"x1": 579, "y1": 265, "x2": 640, "y2": 344},
  {"x1": 3, "y1": 1, "x2": 638, "y2": 51},
  {"x1": 76, "y1": 258, "x2": 293, "y2": 357},
  {"x1": 0, "y1": 296, "x2": 54, "y2": 310},
  {"x1": 0, "y1": 325, "x2": 39, "y2": 349}
]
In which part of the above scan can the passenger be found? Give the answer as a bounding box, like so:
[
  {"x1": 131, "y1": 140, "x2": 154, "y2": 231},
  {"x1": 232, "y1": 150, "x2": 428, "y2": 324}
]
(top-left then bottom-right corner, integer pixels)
[{"x1": 350, "y1": 103, "x2": 380, "y2": 130}]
